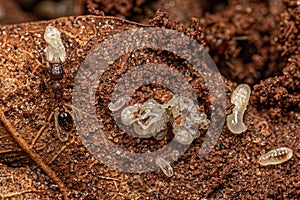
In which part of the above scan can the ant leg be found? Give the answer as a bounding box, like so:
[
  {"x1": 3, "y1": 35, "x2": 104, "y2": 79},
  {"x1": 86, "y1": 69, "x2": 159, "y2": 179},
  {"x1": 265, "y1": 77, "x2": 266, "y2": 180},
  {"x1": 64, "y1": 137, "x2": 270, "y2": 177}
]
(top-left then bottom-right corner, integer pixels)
[{"x1": 30, "y1": 112, "x2": 54, "y2": 149}]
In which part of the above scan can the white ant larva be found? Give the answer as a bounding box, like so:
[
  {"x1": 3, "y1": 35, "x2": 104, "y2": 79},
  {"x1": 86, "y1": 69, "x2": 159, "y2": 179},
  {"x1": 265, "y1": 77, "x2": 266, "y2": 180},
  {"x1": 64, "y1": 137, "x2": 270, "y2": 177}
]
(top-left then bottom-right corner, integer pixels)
[
  {"x1": 258, "y1": 147, "x2": 293, "y2": 166},
  {"x1": 226, "y1": 84, "x2": 251, "y2": 134}
]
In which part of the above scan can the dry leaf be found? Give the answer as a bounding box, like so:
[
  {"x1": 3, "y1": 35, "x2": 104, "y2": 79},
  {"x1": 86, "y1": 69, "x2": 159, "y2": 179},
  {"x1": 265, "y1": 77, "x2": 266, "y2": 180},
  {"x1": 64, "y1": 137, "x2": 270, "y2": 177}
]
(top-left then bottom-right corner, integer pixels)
[{"x1": 0, "y1": 15, "x2": 145, "y2": 199}]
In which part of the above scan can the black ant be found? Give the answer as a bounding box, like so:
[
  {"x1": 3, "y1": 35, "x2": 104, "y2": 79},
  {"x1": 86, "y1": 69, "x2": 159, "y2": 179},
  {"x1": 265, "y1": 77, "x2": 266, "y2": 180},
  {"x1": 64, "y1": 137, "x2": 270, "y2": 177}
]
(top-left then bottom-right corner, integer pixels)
[
  {"x1": 48, "y1": 62, "x2": 74, "y2": 142},
  {"x1": 42, "y1": 25, "x2": 75, "y2": 142}
]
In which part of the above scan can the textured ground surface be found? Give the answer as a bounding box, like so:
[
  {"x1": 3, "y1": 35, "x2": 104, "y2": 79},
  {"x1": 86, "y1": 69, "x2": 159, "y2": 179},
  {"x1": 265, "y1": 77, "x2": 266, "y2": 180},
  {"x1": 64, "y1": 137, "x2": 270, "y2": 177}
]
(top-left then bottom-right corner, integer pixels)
[{"x1": 0, "y1": 0, "x2": 299, "y2": 199}]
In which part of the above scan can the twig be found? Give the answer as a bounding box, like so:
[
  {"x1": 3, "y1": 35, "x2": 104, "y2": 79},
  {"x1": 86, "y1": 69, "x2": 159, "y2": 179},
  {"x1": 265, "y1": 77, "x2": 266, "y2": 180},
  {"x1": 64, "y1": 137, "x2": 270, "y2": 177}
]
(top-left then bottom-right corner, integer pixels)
[{"x1": 0, "y1": 189, "x2": 48, "y2": 198}]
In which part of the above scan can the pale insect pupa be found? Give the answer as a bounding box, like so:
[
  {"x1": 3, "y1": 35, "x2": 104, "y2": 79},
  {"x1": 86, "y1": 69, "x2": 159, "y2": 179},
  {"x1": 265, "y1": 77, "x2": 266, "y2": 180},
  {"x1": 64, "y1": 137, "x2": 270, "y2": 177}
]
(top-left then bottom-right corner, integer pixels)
[
  {"x1": 258, "y1": 147, "x2": 293, "y2": 166},
  {"x1": 174, "y1": 126, "x2": 194, "y2": 145},
  {"x1": 155, "y1": 157, "x2": 173, "y2": 177},
  {"x1": 226, "y1": 84, "x2": 251, "y2": 134},
  {"x1": 44, "y1": 25, "x2": 66, "y2": 63},
  {"x1": 108, "y1": 95, "x2": 130, "y2": 112}
]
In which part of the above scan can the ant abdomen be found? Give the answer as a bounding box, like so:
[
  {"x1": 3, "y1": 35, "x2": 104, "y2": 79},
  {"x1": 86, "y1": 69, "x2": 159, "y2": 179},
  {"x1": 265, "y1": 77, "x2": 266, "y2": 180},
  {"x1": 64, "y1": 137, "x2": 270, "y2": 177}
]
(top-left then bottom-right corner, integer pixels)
[
  {"x1": 58, "y1": 111, "x2": 73, "y2": 132},
  {"x1": 54, "y1": 110, "x2": 74, "y2": 142}
]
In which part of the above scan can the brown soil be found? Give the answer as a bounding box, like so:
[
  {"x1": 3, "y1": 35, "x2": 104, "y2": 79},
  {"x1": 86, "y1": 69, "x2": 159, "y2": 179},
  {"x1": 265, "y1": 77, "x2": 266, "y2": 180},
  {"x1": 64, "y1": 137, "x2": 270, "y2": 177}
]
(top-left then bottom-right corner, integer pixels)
[{"x1": 0, "y1": 0, "x2": 299, "y2": 199}]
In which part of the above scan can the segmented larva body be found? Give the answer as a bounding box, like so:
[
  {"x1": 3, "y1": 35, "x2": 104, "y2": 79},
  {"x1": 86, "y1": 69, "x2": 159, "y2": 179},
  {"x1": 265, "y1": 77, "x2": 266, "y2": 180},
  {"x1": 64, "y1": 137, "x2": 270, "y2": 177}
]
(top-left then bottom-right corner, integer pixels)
[
  {"x1": 227, "y1": 84, "x2": 251, "y2": 134},
  {"x1": 258, "y1": 147, "x2": 293, "y2": 166}
]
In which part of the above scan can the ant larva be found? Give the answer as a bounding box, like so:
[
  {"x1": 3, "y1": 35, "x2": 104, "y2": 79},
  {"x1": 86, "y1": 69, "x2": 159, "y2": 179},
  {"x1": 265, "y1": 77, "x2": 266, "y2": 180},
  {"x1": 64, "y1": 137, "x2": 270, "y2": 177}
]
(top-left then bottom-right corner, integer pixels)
[
  {"x1": 227, "y1": 84, "x2": 251, "y2": 134},
  {"x1": 258, "y1": 147, "x2": 293, "y2": 166}
]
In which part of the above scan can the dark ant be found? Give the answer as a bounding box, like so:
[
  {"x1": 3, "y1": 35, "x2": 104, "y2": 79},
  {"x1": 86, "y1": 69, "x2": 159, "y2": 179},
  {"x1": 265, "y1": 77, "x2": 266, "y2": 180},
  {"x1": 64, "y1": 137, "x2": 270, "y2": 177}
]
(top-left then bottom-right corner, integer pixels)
[
  {"x1": 42, "y1": 25, "x2": 75, "y2": 142},
  {"x1": 48, "y1": 63, "x2": 74, "y2": 142}
]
